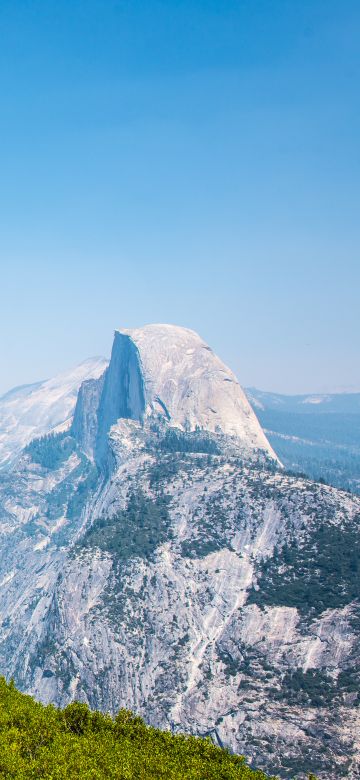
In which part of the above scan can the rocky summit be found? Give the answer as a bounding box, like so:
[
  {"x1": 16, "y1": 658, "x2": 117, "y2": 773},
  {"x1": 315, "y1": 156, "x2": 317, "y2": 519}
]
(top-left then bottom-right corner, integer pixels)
[{"x1": 0, "y1": 325, "x2": 359, "y2": 779}]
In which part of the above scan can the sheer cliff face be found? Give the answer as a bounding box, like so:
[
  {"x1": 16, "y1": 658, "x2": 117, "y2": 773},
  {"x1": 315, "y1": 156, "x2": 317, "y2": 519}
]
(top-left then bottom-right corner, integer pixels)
[
  {"x1": 0, "y1": 325, "x2": 359, "y2": 779},
  {"x1": 95, "y1": 333, "x2": 146, "y2": 463},
  {"x1": 71, "y1": 376, "x2": 105, "y2": 459}
]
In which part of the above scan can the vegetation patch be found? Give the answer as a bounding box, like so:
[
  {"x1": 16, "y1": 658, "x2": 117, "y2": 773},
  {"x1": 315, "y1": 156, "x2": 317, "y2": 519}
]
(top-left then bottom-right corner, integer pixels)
[
  {"x1": 25, "y1": 432, "x2": 77, "y2": 470},
  {"x1": 80, "y1": 491, "x2": 172, "y2": 563},
  {"x1": 181, "y1": 493, "x2": 247, "y2": 559},
  {"x1": 0, "y1": 677, "x2": 277, "y2": 779},
  {"x1": 158, "y1": 428, "x2": 221, "y2": 455},
  {"x1": 148, "y1": 456, "x2": 181, "y2": 488},
  {"x1": 247, "y1": 516, "x2": 360, "y2": 616},
  {"x1": 273, "y1": 667, "x2": 360, "y2": 708}
]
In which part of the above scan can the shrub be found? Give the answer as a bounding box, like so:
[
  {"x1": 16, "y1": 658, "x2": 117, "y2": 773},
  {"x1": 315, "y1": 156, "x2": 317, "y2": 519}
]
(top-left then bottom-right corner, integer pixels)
[{"x1": 0, "y1": 677, "x2": 282, "y2": 779}]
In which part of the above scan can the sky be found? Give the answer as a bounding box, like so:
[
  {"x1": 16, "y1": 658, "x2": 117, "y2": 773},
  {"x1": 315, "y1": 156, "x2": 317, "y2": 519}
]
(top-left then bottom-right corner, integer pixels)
[{"x1": 0, "y1": 0, "x2": 359, "y2": 395}]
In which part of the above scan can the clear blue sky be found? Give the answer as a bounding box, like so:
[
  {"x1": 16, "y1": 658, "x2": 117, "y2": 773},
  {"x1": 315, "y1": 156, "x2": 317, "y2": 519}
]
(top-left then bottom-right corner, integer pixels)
[{"x1": 0, "y1": 0, "x2": 359, "y2": 394}]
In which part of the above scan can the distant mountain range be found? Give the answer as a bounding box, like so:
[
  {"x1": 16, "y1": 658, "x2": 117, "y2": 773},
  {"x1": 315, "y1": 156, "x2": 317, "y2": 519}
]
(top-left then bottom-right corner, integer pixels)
[{"x1": 246, "y1": 388, "x2": 360, "y2": 494}]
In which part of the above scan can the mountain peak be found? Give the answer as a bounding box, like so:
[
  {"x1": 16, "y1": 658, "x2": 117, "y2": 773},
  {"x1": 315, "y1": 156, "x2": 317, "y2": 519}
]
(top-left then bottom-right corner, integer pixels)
[{"x1": 108, "y1": 324, "x2": 277, "y2": 458}]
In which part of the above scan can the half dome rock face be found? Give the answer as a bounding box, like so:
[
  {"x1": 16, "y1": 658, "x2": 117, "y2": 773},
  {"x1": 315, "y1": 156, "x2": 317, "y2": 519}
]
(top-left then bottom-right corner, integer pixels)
[
  {"x1": 94, "y1": 332, "x2": 146, "y2": 462},
  {"x1": 111, "y1": 324, "x2": 277, "y2": 458}
]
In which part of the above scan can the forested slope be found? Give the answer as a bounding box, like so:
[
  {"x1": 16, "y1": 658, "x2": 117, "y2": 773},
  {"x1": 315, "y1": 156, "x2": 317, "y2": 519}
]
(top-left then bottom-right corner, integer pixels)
[{"x1": 0, "y1": 677, "x2": 278, "y2": 780}]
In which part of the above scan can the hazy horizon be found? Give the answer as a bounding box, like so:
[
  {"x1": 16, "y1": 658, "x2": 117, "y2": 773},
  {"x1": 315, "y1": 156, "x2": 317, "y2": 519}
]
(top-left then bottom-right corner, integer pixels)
[{"x1": 1, "y1": 1, "x2": 359, "y2": 395}]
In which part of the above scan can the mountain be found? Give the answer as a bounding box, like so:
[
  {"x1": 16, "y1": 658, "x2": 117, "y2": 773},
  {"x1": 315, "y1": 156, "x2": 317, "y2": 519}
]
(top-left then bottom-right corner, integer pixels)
[
  {"x1": 245, "y1": 388, "x2": 360, "y2": 494},
  {"x1": 246, "y1": 388, "x2": 360, "y2": 415},
  {"x1": 0, "y1": 326, "x2": 359, "y2": 779},
  {"x1": 0, "y1": 357, "x2": 108, "y2": 468}
]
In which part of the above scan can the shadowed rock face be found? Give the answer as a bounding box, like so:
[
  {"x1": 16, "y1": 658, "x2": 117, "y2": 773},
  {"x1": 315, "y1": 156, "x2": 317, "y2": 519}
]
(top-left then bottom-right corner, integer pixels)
[
  {"x1": 70, "y1": 333, "x2": 146, "y2": 465},
  {"x1": 95, "y1": 333, "x2": 146, "y2": 464},
  {"x1": 71, "y1": 375, "x2": 105, "y2": 459}
]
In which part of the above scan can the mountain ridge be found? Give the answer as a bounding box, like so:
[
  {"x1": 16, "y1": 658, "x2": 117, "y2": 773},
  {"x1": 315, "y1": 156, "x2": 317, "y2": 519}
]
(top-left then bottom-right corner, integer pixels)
[
  {"x1": 246, "y1": 387, "x2": 360, "y2": 494},
  {"x1": 246, "y1": 387, "x2": 360, "y2": 414}
]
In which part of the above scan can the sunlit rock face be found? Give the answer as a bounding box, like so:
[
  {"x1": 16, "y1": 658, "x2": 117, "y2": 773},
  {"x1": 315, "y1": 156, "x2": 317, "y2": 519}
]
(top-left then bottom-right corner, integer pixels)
[
  {"x1": 0, "y1": 325, "x2": 358, "y2": 780},
  {"x1": 119, "y1": 324, "x2": 276, "y2": 455}
]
